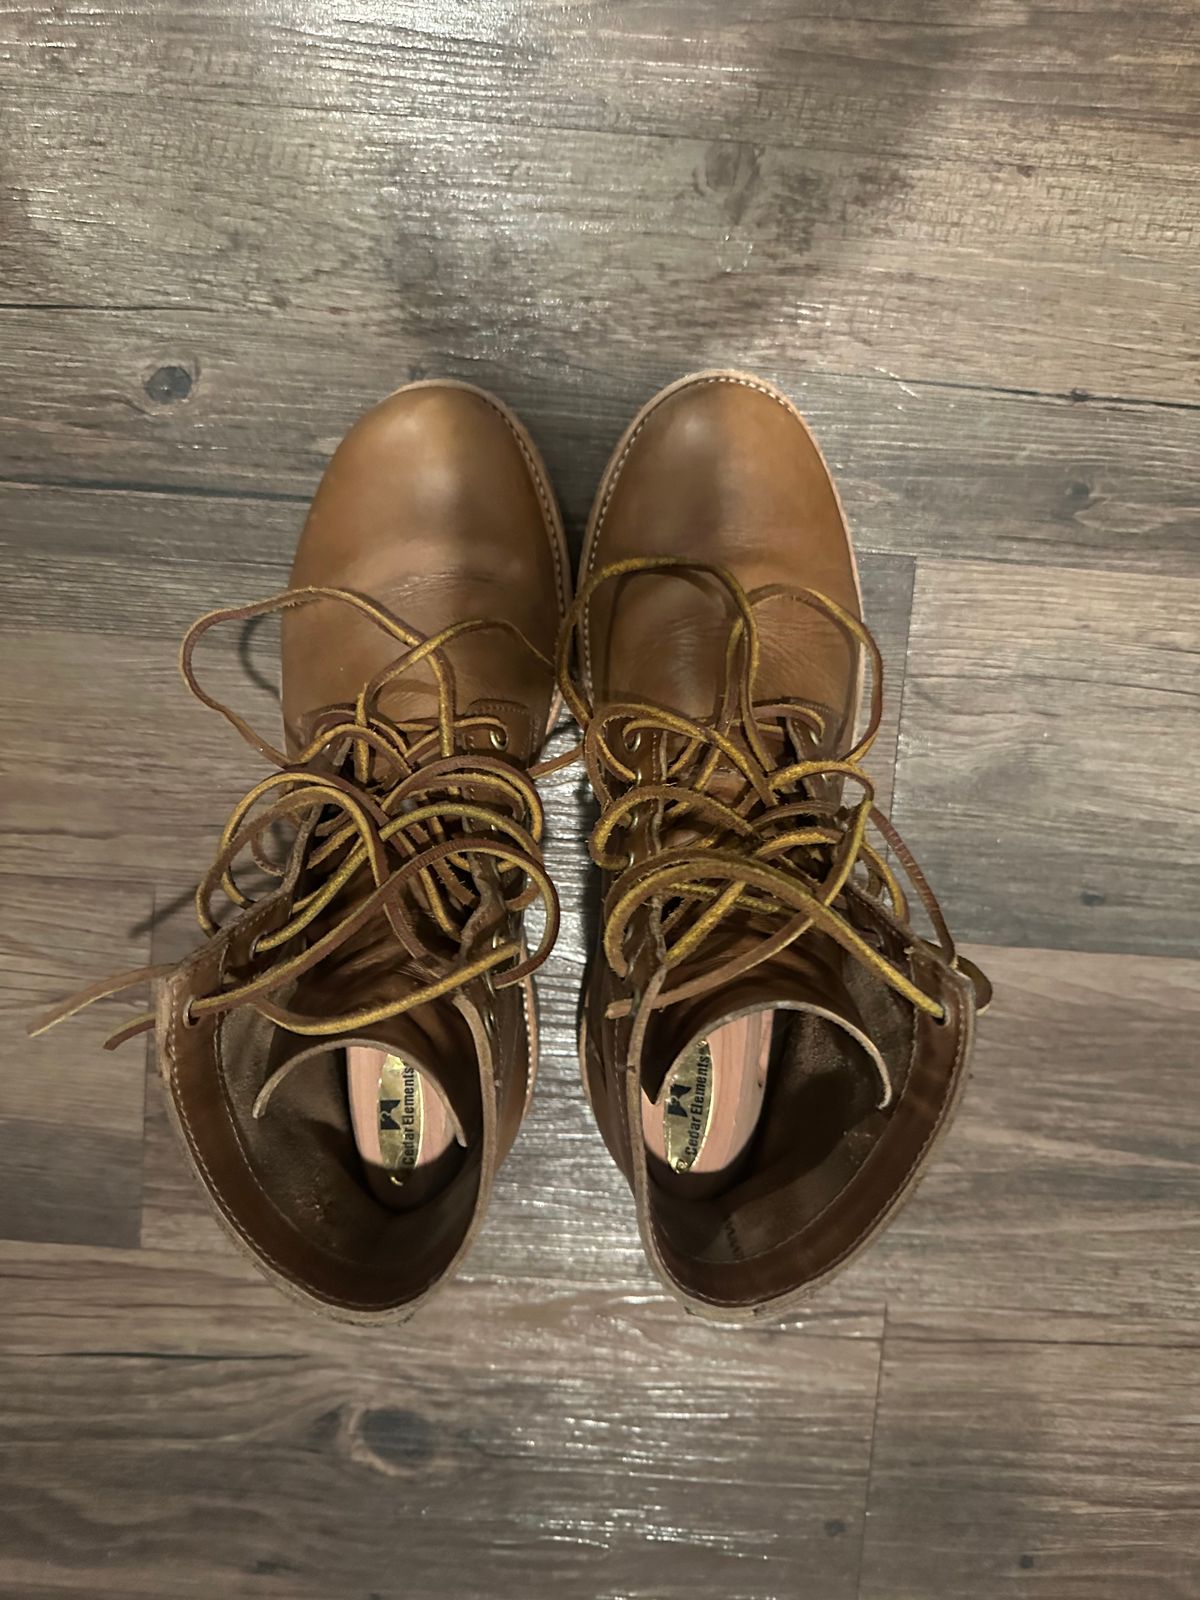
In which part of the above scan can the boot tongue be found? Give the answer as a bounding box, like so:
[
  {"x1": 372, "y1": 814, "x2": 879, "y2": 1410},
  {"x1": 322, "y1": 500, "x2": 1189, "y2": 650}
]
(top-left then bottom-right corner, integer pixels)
[
  {"x1": 251, "y1": 966, "x2": 483, "y2": 1147},
  {"x1": 641, "y1": 934, "x2": 893, "y2": 1112}
]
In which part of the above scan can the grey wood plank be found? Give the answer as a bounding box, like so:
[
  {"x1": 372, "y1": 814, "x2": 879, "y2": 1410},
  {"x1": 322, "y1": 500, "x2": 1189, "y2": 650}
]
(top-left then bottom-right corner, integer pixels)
[
  {"x1": 0, "y1": 875, "x2": 150, "y2": 1247},
  {"x1": 856, "y1": 555, "x2": 914, "y2": 814},
  {"x1": 2, "y1": 484, "x2": 296, "y2": 638},
  {"x1": 0, "y1": 0, "x2": 1195, "y2": 1590},
  {"x1": 0, "y1": 1121, "x2": 141, "y2": 1250},
  {"x1": 0, "y1": 1337, "x2": 880, "y2": 1600},
  {"x1": 892, "y1": 559, "x2": 1200, "y2": 957},
  {"x1": 859, "y1": 1333, "x2": 1200, "y2": 1600},
  {"x1": 0, "y1": 1236, "x2": 882, "y2": 1359},
  {"x1": 843, "y1": 943, "x2": 1200, "y2": 1343},
  {"x1": 4, "y1": 0, "x2": 1196, "y2": 140},
  {"x1": 1, "y1": 3, "x2": 1196, "y2": 401},
  {"x1": 0, "y1": 624, "x2": 283, "y2": 883},
  {"x1": 3, "y1": 359, "x2": 1196, "y2": 579}
]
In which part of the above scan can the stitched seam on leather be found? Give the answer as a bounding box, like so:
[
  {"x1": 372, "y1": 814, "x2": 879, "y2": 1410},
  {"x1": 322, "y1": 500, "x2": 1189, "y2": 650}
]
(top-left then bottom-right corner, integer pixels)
[
  {"x1": 582, "y1": 374, "x2": 805, "y2": 695},
  {"x1": 649, "y1": 961, "x2": 971, "y2": 1307},
  {"x1": 167, "y1": 911, "x2": 301, "y2": 1289},
  {"x1": 172, "y1": 1029, "x2": 433, "y2": 1312},
  {"x1": 474, "y1": 391, "x2": 569, "y2": 620},
  {"x1": 167, "y1": 909, "x2": 421, "y2": 1310},
  {"x1": 520, "y1": 977, "x2": 536, "y2": 1106}
]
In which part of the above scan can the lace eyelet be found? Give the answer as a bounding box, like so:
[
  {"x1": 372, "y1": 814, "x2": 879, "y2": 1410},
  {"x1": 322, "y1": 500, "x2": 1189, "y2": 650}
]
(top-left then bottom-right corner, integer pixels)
[
  {"x1": 181, "y1": 1000, "x2": 201, "y2": 1030},
  {"x1": 489, "y1": 726, "x2": 508, "y2": 751},
  {"x1": 625, "y1": 729, "x2": 642, "y2": 754}
]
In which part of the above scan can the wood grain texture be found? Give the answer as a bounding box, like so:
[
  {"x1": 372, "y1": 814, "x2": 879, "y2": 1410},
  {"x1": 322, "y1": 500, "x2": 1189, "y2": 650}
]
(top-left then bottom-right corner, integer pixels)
[
  {"x1": 0, "y1": 2, "x2": 1196, "y2": 401},
  {"x1": 0, "y1": 1228, "x2": 882, "y2": 1597},
  {"x1": 2, "y1": 484, "x2": 296, "y2": 637},
  {"x1": 0, "y1": 875, "x2": 149, "y2": 1246},
  {"x1": 0, "y1": 624, "x2": 282, "y2": 883},
  {"x1": 1, "y1": 0, "x2": 1198, "y2": 1593},
  {"x1": 892, "y1": 560, "x2": 1200, "y2": 957},
  {"x1": 859, "y1": 1335, "x2": 1200, "y2": 1600},
  {"x1": 0, "y1": 1338, "x2": 880, "y2": 1600},
  {"x1": 844, "y1": 944, "x2": 1200, "y2": 1342},
  {"x1": 5, "y1": 362, "x2": 1196, "y2": 577}
]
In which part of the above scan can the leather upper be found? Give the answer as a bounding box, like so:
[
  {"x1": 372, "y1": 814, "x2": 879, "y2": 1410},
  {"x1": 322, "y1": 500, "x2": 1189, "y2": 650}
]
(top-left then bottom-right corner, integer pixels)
[
  {"x1": 581, "y1": 373, "x2": 862, "y2": 745},
  {"x1": 574, "y1": 371, "x2": 981, "y2": 1321},
  {"x1": 158, "y1": 381, "x2": 568, "y2": 1320},
  {"x1": 284, "y1": 382, "x2": 568, "y2": 764}
]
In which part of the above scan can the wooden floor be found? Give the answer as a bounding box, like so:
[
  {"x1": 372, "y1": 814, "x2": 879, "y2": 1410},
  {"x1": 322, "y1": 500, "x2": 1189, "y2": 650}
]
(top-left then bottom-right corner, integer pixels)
[{"x1": 2, "y1": 2, "x2": 1198, "y2": 1595}]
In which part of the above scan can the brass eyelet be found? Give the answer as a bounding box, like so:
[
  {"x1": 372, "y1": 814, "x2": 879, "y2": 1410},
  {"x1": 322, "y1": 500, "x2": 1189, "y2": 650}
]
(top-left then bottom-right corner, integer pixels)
[{"x1": 489, "y1": 726, "x2": 508, "y2": 750}]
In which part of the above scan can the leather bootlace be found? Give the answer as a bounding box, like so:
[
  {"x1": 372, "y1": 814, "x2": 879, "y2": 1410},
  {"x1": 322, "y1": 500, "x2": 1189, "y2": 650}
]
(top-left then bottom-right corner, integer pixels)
[
  {"x1": 556, "y1": 557, "x2": 989, "y2": 1033},
  {"x1": 30, "y1": 586, "x2": 561, "y2": 1051}
]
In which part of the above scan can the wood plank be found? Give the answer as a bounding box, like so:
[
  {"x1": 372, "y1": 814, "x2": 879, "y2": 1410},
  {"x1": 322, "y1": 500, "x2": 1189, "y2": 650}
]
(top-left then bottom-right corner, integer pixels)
[
  {"x1": 843, "y1": 944, "x2": 1200, "y2": 1343},
  {"x1": 0, "y1": 1236, "x2": 881, "y2": 1359},
  {"x1": 0, "y1": 875, "x2": 150, "y2": 1247},
  {"x1": 0, "y1": 625, "x2": 282, "y2": 883},
  {"x1": 0, "y1": 0, "x2": 1196, "y2": 1589},
  {"x1": 1, "y1": 484, "x2": 296, "y2": 638},
  {"x1": 1, "y1": 3, "x2": 1196, "y2": 400},
  {"x1": 6, "y1": 0, "x2": 1198, "y2": 137},
  {"x1": 859, "y1": 1333, "x2": 1200, "y2": 1600},
  {"x1": 3, "y1": 360, "x2": 1196, "y2": 579},
  {"x1": 856, "y1": 556, "x2": 914, "y2": 814},
  {"x1": 0, "y1": 1336, "x2": 880, "y2": 1600},
  {"x1": 893, "y1": 560, "x2": 1200, "y2": 957},
  {"x1": 4, "y1": 0, "x2": 1196, "y2": 140}
]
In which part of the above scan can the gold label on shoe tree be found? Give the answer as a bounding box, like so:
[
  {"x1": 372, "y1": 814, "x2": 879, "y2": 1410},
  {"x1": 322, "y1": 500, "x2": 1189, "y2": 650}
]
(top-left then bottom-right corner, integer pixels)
[
  {"x1": 663, "y1": 1038, "x2": 715, "y2": 1173},
  {"x1": 378, "y1": 1055, "x2": 424, "y2": 1185}
]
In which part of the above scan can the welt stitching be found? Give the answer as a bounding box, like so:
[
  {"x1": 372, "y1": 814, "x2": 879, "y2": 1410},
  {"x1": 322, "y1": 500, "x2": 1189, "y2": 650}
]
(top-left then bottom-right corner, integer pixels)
[{"x1": 477, "y1": 392, "x2": 568, "y2": 618}]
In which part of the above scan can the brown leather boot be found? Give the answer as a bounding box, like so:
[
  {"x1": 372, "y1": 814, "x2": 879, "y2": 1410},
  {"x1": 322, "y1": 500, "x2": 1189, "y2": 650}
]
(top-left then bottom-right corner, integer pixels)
[
  {"x1": 34, "y1": 381, "x2": 569, "y2": 1320},
  {"x1": 559, "y1": 371, "x2": 989, "y2": 1322}
]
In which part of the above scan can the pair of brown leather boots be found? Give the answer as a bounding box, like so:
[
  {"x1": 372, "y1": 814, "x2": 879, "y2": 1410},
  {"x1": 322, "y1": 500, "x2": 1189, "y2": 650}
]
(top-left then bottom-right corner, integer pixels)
[{"x1": 37, "y1": 372, "x2": 987, "y2": 1324}]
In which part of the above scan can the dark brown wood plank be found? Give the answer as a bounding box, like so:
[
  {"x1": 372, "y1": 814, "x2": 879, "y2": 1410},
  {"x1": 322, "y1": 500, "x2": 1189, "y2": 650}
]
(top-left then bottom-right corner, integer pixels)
[
  {"x1": 856, "y1": 556, "x2": 914, "y2": 814},
  {"x1": 844, "y1": 943, "x2": 1200, "y2": 1343},
  {"x1": 1, "y1": 3, "x2": 1196, "y2": 401},
  {"x1": 0, "y1": 876, "x2": 150, "y2": 1246},
  {"x1": 892, "y1": 560, "x2": 1200, "y2": 957},
  {"x1": 859, "y1": 1333, "x2": 1200, "y2": 1599},
  {"x1": 0, "y1": 525, "x2": 913, "y2": 874},
  {"x1": 0, "y1": 1230, "x2": 881, "y2": 1594},
  {"x1": 0, "y1": 1121, "x2": 141, "y2": 1250}
]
